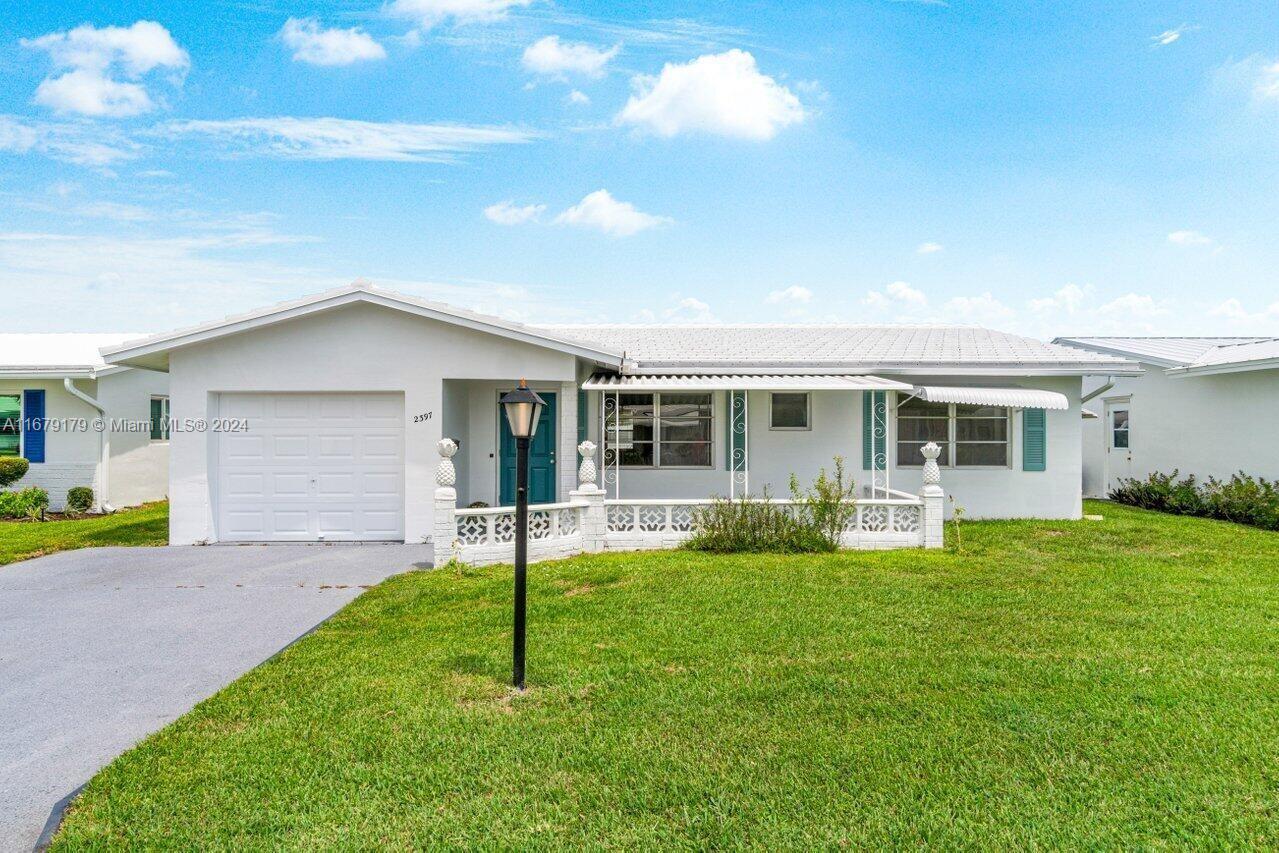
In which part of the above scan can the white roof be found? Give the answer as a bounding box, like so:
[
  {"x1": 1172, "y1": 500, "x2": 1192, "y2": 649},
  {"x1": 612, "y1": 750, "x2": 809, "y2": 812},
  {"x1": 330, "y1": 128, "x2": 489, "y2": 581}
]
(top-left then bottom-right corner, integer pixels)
[
  {"x1": 102, "y1": 282, "x2": 626, "y2": 372},
  {"x1": 1056, "y1": 336, "x2": 1279, "y2": 376},
  {"x1": 543, "y1": 325, "x2": 1138, "y2": 375},
  {"x1": 0, "y1": 334, "x2": 143, "y2": 377},
  {"x1": 914, "y1": 386, "x2": 1069, "y2": 410},
  {"x1": 582, "y1": 374, "x2": 914, "y2": 391}
]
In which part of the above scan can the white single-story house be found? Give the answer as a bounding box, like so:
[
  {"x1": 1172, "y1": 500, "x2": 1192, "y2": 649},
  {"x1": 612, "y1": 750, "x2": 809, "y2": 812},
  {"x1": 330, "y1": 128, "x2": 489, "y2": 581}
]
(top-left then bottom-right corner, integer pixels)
[
  {"x1": 1054, "y1": 336, "x2": 1279, "y2": 497},
  {"x1": 1, "y1": 335, "x2": 170, "y2": 511},
  {"x1": 101, "y1": 283, "x2": 1139, "y2": 546}
]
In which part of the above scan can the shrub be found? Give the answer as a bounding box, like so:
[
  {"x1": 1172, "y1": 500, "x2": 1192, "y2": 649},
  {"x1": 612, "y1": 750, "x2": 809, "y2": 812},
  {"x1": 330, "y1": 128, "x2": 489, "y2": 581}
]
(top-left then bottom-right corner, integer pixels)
[
  {"x1": 66, "y1": 486, "x2": 95, "y2": 515},
  {"x1": 789, "y1": 456, "x2": 858, "y2": 550},
  {"x1": 685, "y1": 459, "x2": 858, "y2": 554},
  {"x1": 0, "y1": 457, "x2": 29, "y2": 488},
  {"x1": 1110, "y1": 470, "x2": 1279, "y2": 532},
  {"x1": 685, "y1": 489, "x2": 832, "y2": 554},
  {"x1": 0, "y1": 486, "x2": 49, "y2": 521}
]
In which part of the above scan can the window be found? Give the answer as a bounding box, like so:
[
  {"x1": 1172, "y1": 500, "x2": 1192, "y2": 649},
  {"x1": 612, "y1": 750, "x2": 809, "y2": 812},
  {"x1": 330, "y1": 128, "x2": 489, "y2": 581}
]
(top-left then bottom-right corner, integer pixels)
[
  {"x1": 1111, "y1": 409, "x2": 1129, "y2": 449},
  {"x1": 769, "y1": 392, "x2": 810, "y2": 430},
  {"x1": 606, "y1": 392, "x2": 713, "y2": 468},
  {"x1": 150, "y1": 396, "x2": 170, "y2": 441},
  {"x1": 896, "y1": 398, "x2": 1010, "y2": 467},
  {"x1": 0, "y1": 394, "x2": 18, "y2": 457}
]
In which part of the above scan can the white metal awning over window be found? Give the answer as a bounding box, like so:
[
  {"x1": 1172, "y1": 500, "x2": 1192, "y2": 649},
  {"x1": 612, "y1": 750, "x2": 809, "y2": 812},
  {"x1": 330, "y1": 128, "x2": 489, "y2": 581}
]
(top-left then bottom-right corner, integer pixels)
[
  {"x1": 912, "y1": 386, "x2": 1069, "y2": 410},
  {"x1": 582, "y1": 373, "x2": 914, "y2": 391}
]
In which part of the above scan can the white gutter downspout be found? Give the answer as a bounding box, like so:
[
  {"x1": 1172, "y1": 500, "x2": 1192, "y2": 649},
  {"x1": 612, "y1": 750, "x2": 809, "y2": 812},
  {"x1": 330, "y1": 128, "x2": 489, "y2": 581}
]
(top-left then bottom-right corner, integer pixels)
[
  {"x1": 1081, "y1": 377, "x2": 1115, "y2": 404},
  {"x1": 63, "y1": 377, "x2": 113, "y2": 512}
]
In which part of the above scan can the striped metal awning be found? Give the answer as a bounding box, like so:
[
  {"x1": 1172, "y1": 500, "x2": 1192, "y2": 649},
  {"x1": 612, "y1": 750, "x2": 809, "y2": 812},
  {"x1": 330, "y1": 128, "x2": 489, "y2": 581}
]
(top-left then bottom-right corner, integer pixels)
[
  {"x1": 913, "y1": 386, "x2": 1070, "y2": 410},
  {"x1": 582, "y1": 373, "x2": 914, "y2": 392}
]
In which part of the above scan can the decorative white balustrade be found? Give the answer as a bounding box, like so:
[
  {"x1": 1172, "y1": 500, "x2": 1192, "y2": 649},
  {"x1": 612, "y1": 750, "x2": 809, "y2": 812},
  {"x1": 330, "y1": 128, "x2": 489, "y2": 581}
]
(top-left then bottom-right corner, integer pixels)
[{"x1": 432, "y1": 440, "x2": 946, "y2": 566}]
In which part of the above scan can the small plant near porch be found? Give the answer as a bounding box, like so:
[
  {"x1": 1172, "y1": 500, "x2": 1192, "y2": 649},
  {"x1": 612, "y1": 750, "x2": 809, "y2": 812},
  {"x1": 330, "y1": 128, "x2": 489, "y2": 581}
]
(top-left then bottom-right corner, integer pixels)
[{"x1": 684, "y1": 457, "x2": 858, "y2": 553}]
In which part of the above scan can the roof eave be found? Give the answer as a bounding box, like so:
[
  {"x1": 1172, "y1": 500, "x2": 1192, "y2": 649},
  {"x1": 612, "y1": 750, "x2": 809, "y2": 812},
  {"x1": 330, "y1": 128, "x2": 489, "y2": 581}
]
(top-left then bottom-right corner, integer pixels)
[
  {"x1": 1051, "y1": 338, "x2": 1186, "y2": 368},
  {"x1": 1166, "y1": 357, "x2": 1279, "y2": 378},
  {"x1": 0, "y1": 366, "x2": 100, "y2": 379},
  {"x1": 622, "y1": 362, "x2": 1142, "y2": 377},
  {"x1": 101, "y1": 288, "x2": 626, "y2": 370}
]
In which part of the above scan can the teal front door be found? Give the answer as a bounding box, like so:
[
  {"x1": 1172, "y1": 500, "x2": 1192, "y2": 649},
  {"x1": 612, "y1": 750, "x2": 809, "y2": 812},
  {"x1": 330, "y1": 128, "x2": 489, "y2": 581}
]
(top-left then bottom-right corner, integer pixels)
[{"x1": 499, "y1": 391, "x2": 557, "y2": 505}]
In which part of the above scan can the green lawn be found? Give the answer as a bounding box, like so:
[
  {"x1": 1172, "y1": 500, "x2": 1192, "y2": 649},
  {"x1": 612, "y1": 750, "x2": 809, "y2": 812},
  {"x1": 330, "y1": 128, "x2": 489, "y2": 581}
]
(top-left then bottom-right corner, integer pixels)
[
  {"x1": 0, "y1": 501, "x2": 167, "y2": 566},
  {"x1": 55, "y1": 501, "x2": 1279, "y2": 848}
]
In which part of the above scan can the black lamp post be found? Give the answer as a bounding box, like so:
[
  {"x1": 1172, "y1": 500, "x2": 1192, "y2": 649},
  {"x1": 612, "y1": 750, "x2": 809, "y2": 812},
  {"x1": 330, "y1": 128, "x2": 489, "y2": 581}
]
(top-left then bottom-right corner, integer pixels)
[{"x1": 498, "y1": 379, "x2": 545, "y2": 691}]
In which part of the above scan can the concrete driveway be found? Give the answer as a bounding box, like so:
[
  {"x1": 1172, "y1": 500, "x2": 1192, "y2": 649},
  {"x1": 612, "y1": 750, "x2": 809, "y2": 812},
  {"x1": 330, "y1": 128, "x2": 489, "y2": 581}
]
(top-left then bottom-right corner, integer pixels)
[{"x1": 0, "y1": 543, "x2": 432, "y2": 851}]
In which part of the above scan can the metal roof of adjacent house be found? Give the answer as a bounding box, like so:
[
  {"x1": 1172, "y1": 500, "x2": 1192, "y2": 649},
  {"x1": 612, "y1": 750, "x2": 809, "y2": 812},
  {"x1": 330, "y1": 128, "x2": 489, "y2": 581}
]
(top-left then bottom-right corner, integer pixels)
[
  {"x1": 0, "y1": 334, "x2": 143, "y2": 377},
  {"x1": 541, "y1": 324, "x2": 1138, "y2": 374},
  {"x1": 1054, "y1": 335, "x2": 1279, "y2": 375}
]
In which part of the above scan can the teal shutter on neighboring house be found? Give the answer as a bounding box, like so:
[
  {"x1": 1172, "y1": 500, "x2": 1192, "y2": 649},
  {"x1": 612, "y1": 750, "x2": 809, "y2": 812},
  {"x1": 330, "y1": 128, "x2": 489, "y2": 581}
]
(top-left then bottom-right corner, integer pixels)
[
  {"x1": 862, "y1": 390, "x2": 885, "y2": 471},
  {"x1": 577, "y1": 390, "x2": 588, "y2": 443},
  {"x1": 1022, "y1": 408, "x2": 1046, "y2": 471},
  {"x1": 22, "y1": 389, "x2": 46, "y2": 463},
  {"x1": 726, "y1": 391, "x2": 747, "y2": 472}
]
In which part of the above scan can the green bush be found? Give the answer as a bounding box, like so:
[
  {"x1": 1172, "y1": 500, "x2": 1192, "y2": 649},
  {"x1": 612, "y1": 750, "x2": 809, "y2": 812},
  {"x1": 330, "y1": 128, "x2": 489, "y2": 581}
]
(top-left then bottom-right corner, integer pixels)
[
  {"x1": 0, "y1": 486, "x2": 50, "y2": 521},
  {"x1": 0, "y1": 457, "x2": 29, "y2": 488},
  {"x1": 66, "y1": 486, "x2": 95, "y2": 515},
  {"x1": 1110, "y1": 470, "x2": 1278, "y2": 532},
  {"x1": 685, "y1": 458, "x2": 858, "y2": 553}
]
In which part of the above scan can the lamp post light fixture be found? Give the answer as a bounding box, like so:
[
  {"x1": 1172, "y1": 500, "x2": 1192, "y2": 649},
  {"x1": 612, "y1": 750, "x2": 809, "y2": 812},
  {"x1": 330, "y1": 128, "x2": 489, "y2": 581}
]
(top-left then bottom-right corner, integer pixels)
[{"x1": 498, "y1": 379, "x2": 545, "y2": 691}]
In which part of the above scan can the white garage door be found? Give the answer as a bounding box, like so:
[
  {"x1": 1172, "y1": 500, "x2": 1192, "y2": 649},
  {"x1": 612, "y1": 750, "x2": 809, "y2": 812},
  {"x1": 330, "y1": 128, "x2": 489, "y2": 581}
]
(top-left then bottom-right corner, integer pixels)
[{"x1": 216, "y1": 393, "x2": 405, "y2": 542}]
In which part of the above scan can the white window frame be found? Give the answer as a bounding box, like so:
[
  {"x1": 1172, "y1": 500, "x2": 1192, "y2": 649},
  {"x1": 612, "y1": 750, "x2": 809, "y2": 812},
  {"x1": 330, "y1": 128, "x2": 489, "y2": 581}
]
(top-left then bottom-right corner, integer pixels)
[
  {"x1": 768, "y1": 392, "x2": 811, "y2": 431},
  {"x1": 150, "y1": 395, "x2": 171, "y2": 443},
  {"x1": 894, "y1": 401, "x2": 1014, "y2": 470},
  {"x1": 607, "y1": 391, "x2": 714, "y2": 470},
  {"x1": 0, "y1": 393, "x2": 21, "y2": 458},
  {"x1": 1109, "y1": 403, "x2": 1130, "y2": 451}
]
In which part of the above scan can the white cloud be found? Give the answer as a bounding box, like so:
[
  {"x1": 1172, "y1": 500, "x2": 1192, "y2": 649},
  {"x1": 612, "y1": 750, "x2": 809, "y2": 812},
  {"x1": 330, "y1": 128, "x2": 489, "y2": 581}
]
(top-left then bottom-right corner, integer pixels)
[
  {"x1": 943, "y1": 292, "x2": 1014, "y2": 324},
  {"x1": 387, "y1": 0, "x2": 532, "y2": 29},
  {"x1": 22, "y1": 21, "x2": 188, "y2": 118},
  {"x1": 484, "y1": 200, "x2": 545, "y2": 224},
  {"x1": 522, "y1": 36, "x2": 619, "y2": 78},
  {"x1": 1210, "y1": 297, "x2": 1279, "y2": 325},
  {"x1": 616, "y1": 49, "x2": 805, "y2": 140},
  {"x1": 1167, "y1": 229, "x2": 1213, "y2": 246},
  {"x1": 915, "y1": 241, "x2": 943, "y2": 254},
  {"x1": 1151, "y1": 25, "x2": 1194, "y2": 47},
  {"x1": 764, "y1": 285, "x2": 812, "y2": 304},
  {"x1": 554, "y1": 189, "x2": 671, "y2": 237},
  {"x1": 863, "y1": 280, "x2": 928, "y2": 311},
  {"x1": 279, "y1": 18, "x2": 386, "y2": 66},
  {"x1": 567, "y1": 89, "x2": 590, "y2": 105},
  {"x1": 162, "y1": 117, "x2": 539, "y2": 162},
  {"x1": 1254, "y1": 60, "x2": 1279, "y2": 101},
  {"x1": 663, "y1": 296, "x2": 716, "y2": 323},
  {"x1": 1029, "y1": 283, "x2": 1093, "y2": 315},
  {"x1": 0, "y1": 116, "x2": 138, "y2": 166},
  {"x1": 1097, "y1": 293, "x2": 1170, "y2": 323}
]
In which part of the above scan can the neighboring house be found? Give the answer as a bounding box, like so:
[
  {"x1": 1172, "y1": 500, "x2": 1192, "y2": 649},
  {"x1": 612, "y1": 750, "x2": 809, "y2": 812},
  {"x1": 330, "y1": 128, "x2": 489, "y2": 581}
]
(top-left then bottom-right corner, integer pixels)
[
  {"x1": 102, "y1": 283, "x2": 1137, "y2": 545},
  {"x1": 0, "y1": 335, "x2": 170, "y2": 511},
  {"x1": 1054, "y1": 336, "x2": 1279, "y2": 497}
]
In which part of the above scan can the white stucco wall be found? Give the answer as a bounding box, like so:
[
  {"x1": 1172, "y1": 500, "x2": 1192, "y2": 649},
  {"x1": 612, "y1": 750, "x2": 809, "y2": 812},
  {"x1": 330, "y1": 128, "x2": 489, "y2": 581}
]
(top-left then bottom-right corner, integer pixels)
[
  {"x1": 165, "y1": 303, "x2": 579, "y2": 545},
  {"x1": 97, "y1": 368, "x2": 170, "y2": 508},
  {"x1": 584, "y1": 375, "x2": 1085, "y2": 520},
  {"x1": 1081, "y1": 363, "x2": 1279, "y2": 496},
  {"x1": 1, "y1": 378, "x2": 101, "y2": 510}
]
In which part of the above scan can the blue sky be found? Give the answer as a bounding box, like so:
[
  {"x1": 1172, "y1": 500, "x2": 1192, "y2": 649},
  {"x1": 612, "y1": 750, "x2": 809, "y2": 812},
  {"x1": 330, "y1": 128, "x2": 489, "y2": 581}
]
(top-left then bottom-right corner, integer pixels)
[{"x1": 2, "y1": 0, "x2": 1278, "y2": 337}]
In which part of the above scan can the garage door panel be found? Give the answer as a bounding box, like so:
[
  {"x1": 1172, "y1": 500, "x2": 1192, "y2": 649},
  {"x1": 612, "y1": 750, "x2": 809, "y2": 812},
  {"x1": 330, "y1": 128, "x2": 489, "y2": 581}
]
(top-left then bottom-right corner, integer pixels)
[{"x1": 217, "y1": 393, "x2": 404, "y2": 542}]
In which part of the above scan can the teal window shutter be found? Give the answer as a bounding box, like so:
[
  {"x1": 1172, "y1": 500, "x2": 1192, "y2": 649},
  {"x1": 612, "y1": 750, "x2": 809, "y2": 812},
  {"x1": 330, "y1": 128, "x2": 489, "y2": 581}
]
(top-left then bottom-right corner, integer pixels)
[
  {"x1": 726, "y1": 391, "x2": 746, "y2": 471},
  {"x1": 1022, "y1": 408, "x2": 1046, "y2": 471},
  {"x1": 577, "y1": 390, "x2": 587, "y2": 443},
  {"x1": 862, "y1": 390, "x2": 885, "y2": 471}
]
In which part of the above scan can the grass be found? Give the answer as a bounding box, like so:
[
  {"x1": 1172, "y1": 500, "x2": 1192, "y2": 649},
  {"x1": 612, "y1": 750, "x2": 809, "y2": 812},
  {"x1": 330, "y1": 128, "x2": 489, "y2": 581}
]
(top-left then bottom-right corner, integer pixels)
[
  {"x1": 55, "y1": 501, "x2": 1279, "y2": 848},
  {"x1": 0, "y1": 501, "x2": 168, "y2": 566}
]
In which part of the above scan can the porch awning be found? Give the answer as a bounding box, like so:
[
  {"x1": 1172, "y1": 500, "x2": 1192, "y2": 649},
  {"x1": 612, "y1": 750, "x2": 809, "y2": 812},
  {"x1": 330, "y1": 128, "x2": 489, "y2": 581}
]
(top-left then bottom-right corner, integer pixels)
[
  {"x1": 582, "y1": 373, "x2": 914, "y2": 391},
  {"x1": 913, "y1": 386, "x2": 1070, "y2": 410}
]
